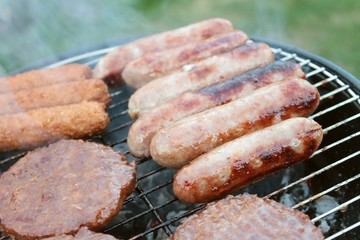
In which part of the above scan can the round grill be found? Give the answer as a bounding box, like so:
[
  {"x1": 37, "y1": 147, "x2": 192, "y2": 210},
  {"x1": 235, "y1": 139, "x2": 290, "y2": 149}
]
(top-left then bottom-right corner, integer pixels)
[{"x1": 1, "y1": 38, "x2": 359, "y2": 240}]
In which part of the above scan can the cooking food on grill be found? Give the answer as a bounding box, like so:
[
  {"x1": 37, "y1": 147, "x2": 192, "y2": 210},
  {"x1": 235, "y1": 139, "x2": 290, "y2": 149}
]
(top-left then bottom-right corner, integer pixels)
[
  {"x1": 0, "y1": 101, "x2": 109, "y2": 152},
  {"x1": 43, "y1": 227, "x2": 117, "y2": 240},
  {"x1": 128, "y1": 61, "x2": 305, "y2": 158},
  {"x1": 0, "y1": 140, "x2": 136, "y2": 240},
  {"x1": 122, "y1": 31, "x2": 249, "y2": 88},
  {"x1": 0, "y1": 64, "x2": 91, "y2": 94},
  {"x1": 94, "y1": 18, "x2": 233, "y2": 85},
  {"x1": 173, "y1": 118, "x2": 323, "y2": 203},
  {"x1": 0, "y1": 79, "x2": 111, "y2": 115},
  {"x1": 171, "y1": 194, "x2": 324, "y2": 239},
  {"x1": 128, "y1": 42, "x2": 274, "y2": 118},
  {"x1": 151, "y1": 78, "x2": 320, "y2": 168}
]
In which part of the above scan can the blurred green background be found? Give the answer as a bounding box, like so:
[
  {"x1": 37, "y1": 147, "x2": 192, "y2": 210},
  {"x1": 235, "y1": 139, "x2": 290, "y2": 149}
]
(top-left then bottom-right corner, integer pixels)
[{"x1": 0, "y1": 0, "x2": 359, "y2": 79}]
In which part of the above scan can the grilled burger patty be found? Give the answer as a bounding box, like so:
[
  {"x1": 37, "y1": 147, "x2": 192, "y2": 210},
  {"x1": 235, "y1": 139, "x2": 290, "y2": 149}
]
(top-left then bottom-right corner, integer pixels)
[
  {"x1": 171, "y1": 194, "x2": 324, "y2": 240},
  {"x1": 0, "y1": 140, "x2": 136, "y2": 240}
]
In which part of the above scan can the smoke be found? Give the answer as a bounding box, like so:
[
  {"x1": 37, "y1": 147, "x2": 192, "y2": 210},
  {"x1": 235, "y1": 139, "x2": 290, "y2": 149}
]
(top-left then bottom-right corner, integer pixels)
[{"x1": 0, "y1": 0, "x2": 152, "y2": 76}]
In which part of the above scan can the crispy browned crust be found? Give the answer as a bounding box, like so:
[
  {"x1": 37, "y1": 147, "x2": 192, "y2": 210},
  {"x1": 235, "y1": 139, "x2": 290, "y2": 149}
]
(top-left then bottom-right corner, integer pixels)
[
  {"x1": 93, "y1": 18, "x2": 233, "y2": 86},
  {"x1": 171, "y1": 194, "x2": 324, "y2": 240},
  {"x1": 0, "y1": 140, "x2": 136, "y2": 240},
  {"x1": 122, "y1": 31, "x2": 248, "y2": 88},
  {"x1": 127, "y1": 61, "x2": 304, "y2": 158},
  {"x1": 0, "y1": 79, "x2": 111, "y2": 115},
  {"x1": 43, "y1": 227, "x2": 118, "y2": 240},
  {"x1": 0, "y1": 64, "x2": 92, "y2": 94},
  {"x1": 0, "y1": 101, "x2": 109, "y2": 152},
  {"x1": 151, "y1": 79, "x2": 320, "y2": 168},
  {"x1": 173, "y1": 118, "x2": 323, "y2": 203},
  {"x1": 127, "y1": 42, "x2": 274, "y2": 119}
]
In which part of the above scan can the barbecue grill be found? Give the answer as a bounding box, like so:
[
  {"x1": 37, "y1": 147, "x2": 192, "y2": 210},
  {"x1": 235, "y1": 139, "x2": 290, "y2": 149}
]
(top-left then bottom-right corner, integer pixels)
[{"x1": 0, "y1": 37, "x2": 359, "y2": 240}]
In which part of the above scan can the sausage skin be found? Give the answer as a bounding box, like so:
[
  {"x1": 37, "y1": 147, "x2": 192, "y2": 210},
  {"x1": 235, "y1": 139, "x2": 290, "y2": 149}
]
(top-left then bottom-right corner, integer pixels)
[
  {"x1": 0, "y1": 64, "x2": 91, "y2": 94},
  {"x1": 122, "y1": 31, "x2": 248, "y2": 88},
  {"x1": 0, "y1": 101, "x2": 109, "y2": 152},
  {"x1": 0, "y1": 79, "x2": 111, "y2": 115},
  {"x1": 173, "y1": 118, "x2": 323, "y2": 203},
  {"x1": 127, "y1": 61, "x2": 304, "y2": 158},
  {"x1": 150, "y1": 78, "x2": 320, "y2": 168},
  {"x1": 93, "y1": 18, "x2": 233, "y2": 85},
  {"x1": 128, "y1": 42, "x2": 274, "y2": 118}
]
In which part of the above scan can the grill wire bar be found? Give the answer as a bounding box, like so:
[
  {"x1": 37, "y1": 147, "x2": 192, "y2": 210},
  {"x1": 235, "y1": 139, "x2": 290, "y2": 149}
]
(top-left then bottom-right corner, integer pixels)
[{"x1": 0, "y1": 42, "x2": 359, "y2": 240}]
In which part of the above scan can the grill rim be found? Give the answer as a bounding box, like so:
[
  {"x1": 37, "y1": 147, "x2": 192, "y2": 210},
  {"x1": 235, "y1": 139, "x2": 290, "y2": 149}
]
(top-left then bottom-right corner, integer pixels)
[{"x1": 252, "y1": 36, "x2": 360, "y2": 91}]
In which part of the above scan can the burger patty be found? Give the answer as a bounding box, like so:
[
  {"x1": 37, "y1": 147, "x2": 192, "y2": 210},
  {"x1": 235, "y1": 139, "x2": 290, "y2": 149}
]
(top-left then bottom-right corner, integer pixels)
[
  {"x1": 0, "y1": 140, "x2": 136, "y2": 240},
  {"x1": 171, "y1": 194, "x2": 324, "y2": 240},
  {"x1": 43, "y1": 227, "x2": 117, "y2": 240}
]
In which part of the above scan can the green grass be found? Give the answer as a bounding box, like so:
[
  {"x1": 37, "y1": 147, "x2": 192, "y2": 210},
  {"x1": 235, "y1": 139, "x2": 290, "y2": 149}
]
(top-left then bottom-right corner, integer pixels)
[{"x1": 0, "y1": 0, "x2": 359, "y2": 79}]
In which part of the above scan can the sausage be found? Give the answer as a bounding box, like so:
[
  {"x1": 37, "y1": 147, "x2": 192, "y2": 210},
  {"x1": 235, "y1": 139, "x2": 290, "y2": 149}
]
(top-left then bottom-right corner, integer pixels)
[
  {"x1": 0, "y1": 64, "x2": 92, "y2": 94},
  {"x1": 0, "y1": 79, "x2": 111, "y2": 115},
  {"x1": 173, "y1": 118, "x2": 323, "y2": 203},
  {"x1": 0, "y1": 101, "x2": 109, "y2": 152},
  {"x1": 170, "y1": 194, "x2": 324, "y2": 239},
  {"x1": 128, "y1": 61, "x2": 305, "y2": 158},
  {"x1": 128, "y1": 42, "x2": 274, "y2": 118},
  {"x1": 93, "y1": 18, "x2": 233, "y2": 85},
  {"x1": 122, "y1": 31, "x2": 248, "y2": 88},
  {"x1": 150, "y1": 78, "x2": 320, "y2": 168}
]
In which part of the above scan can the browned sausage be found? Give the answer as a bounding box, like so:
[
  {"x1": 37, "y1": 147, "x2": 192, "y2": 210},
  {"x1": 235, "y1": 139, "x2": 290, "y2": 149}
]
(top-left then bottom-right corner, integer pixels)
[
  {"x1": 173, "y1": 118, "x2": 323, "y2": 203},
  {"x1": 128, "y1": 42, "x2": 274, "y2": 118},
  {"x1": 93, "y1": 18, "x2": 233, "y2": 85},
  {"x1": 0, "y1": 64, "x2": 91, "y2": 94},
  {"x1": 150, "y1": 78, "x2": 320, "y2": 168},
  {"x1": 0, "y1": 79, "x2": 111, "y2": 115},
  {"x1": 122, "y1": 31, "x2": 248, "y2": 88},
  {"x1": 0, "y1": 101, "x2": 109, "y2": 152},
  {"x1": 127, "y1": 61, "x2": 304, "y2": 158}
]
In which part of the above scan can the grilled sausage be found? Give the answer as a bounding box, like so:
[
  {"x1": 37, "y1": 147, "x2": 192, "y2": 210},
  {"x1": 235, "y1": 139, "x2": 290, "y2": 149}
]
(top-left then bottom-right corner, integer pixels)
[
  {"x1": 93, "y1": 18, "x2": 233, "y2": 85},
  {"x1": 171, "y1": 194, "x2": 324, "y2": 239},
  {"x1": 128, "y1": 61, "x2": 305, "y2": 158},
  {"x1": 0, "y1": 101, "x2": 109, "y2": 152},
  {"x1": 0, "y1": 64, "x2": 91, "y2": 94},
  {"x1": 0, "y1": 79, "x2": 111, "y2": 115},
  {"x1": 150, "y1": 78, "x2": 320, "y2": 168},
  {"x1": 122, "y1": 31, "x2": 248, "y2": 88},
  {"x1": 173, "y1": 118, "x2": 323, "y2": 203},
  {"x1": 0, "y1": 140, "x2": 136, "y2": 239},
  {"x1": 128, "y1": 42, "x2": 274, "y2": 118}
]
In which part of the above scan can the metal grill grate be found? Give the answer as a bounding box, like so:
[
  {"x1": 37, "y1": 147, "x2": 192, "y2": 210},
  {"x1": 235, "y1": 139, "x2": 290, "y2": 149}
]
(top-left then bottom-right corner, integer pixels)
[{"x1": 1, "y1": 39, "x2": 359, "y2": 240}]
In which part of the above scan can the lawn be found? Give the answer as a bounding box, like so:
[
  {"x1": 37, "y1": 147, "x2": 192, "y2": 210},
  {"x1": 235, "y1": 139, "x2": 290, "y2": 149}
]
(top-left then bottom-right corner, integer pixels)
[{"x1": 0, "y1": 0, "x2": 359, "y2": 79}]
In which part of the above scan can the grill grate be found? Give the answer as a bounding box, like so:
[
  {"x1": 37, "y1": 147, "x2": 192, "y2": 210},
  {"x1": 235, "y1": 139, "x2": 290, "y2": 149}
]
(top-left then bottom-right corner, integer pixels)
[{"x1": 1, "y1": 39, "x2": 359, "y2": 240}]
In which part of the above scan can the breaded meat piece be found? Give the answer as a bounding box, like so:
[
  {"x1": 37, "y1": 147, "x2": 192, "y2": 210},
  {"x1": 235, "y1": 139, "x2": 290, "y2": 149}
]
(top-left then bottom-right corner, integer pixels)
[
  {"x1": 171, "y1": 194, "x2": 324, "y2": 240},
  {"x1": 0, "y1": 140, "x2": 136, "y2": 240},
  {"x1": 0, "y1": 101, "x2": 109, "y2": 152},
  {"x1": 0, "y1": 64, "x2": 91, "y2": 94},
  {"x1": 0, "y1": 79, "x2": 111, "y2": 115}
]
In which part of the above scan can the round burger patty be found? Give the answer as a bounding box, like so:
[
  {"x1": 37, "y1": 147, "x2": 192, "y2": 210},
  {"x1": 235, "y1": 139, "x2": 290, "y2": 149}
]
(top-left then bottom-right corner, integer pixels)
[
  {"x1": 43, "y1": 227, "x2": 117, "y2": 240},
  {"x1": 0, "y1": 139, "x2": 136, "y2": 240},
  {"x1": 171, "y1": 194, "x2": 324, "y2": 240}
]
